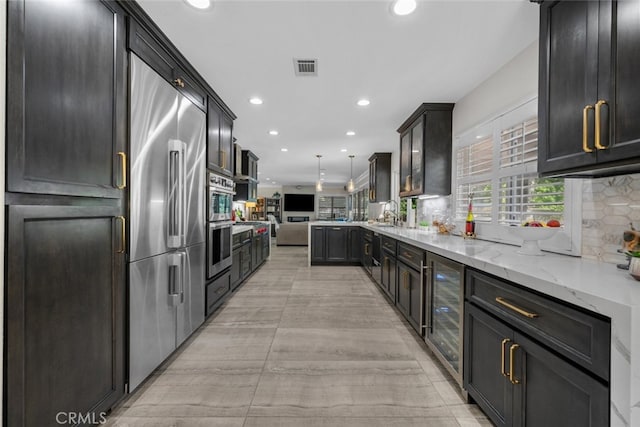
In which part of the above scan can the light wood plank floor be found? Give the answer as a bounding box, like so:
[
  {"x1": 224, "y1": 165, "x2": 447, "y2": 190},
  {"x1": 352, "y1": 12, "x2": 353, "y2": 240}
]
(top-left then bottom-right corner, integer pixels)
[{"x1": 106, "y1": 244, "x2": 493, "y2": 426}]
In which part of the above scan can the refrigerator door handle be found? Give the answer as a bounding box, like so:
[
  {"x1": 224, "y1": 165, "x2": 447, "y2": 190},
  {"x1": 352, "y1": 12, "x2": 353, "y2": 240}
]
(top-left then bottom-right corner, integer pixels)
[
  {"x1": 168, "y1": 252, "x2": 182, "y2": 306},
  {"x1": 179, "y1": 140, "x2": 187, "y2": 246},
  {"x1": 168, "y1": 140, "x2": 186, "y2": 248},
  {"x1": 178, "y1": 250, "x2": 185, "y2": 304}
]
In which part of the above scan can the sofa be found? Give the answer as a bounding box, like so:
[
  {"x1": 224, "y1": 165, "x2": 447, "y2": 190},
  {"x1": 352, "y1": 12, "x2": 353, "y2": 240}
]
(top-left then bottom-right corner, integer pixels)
[{"x1": 276, "y1": 222, "x2": 308, "y2": 246}]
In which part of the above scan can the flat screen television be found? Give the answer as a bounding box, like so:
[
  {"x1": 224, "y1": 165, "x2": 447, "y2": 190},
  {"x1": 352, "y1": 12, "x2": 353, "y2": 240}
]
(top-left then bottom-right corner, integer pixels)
[{"x1": 284, "y1": 193, "x2": 315, "y2": 212}]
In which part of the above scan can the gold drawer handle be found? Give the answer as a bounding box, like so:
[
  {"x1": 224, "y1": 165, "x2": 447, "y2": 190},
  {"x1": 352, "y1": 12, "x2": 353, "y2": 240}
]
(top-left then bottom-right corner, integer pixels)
[
  {"x1": 404, "y1": 252, "x2": 414, "y2": 259},
  {"x1": 495, "y1": 297, "x2": 538, "y2": 319},
  {"x1": 582, "y1": 105, "x2": 594, "y2": 153},
  {"x1": 594, "y1": 99, "x2": 608, "y2": 150},
  {"x1": 116, "y1": 152, "x2": 127, "y2": 189},
  {"x1": 509, "y1": 344, "x2": 520, "y2": 385},
  {"x1": 116, "y1": 216, "x2": 126, "y2": 253},
  {"x1": 500, "y1": 338, "x2": 511, "y2": 377}
]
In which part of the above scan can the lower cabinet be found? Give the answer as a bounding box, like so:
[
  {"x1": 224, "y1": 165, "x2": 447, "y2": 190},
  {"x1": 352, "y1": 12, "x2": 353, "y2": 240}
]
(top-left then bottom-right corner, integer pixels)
[
  {"x1": 231, "y1": 246, "x2": 242, "y2": 289},
  {"x1": 396, "y1": 260, "x2": 423, "y2": 334},
  {"x1": 362, "y1": 235, "x2": 372, "y2": 273},
  {"x1": 252, "y1": 234, "x2": 262, "y2": 267},
  {"x1": 6, "y1": 205, "x2": 125, "y2": 426},
  {"x1": 381, "y1": 251, "x2": 397, "y2": 301},
  {"x1": 311, "y1": 226, "x2": 361, "y2": 265},
  {"x1": 465, "y1": 303, "x2": 609, "y2": 427},
  {"x1": 206, "y1": 270, "x2": 230, "y2": 315}
]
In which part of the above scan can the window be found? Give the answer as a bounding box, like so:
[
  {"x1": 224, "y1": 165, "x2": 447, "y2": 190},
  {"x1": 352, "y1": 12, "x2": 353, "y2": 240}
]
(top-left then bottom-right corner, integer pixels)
[{"x1": 454, "y1": 98, "x2": 581, "y2": 255}]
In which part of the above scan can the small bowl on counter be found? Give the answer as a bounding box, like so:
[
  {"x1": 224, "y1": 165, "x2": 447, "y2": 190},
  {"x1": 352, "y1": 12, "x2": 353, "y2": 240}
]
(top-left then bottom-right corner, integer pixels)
[{"x1": 508, "y1": 226, "x2": 559, "y2": 256}]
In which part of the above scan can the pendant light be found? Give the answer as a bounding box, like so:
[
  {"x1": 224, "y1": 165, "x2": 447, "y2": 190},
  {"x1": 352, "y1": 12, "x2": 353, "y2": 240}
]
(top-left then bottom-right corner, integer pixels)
[
  {"x1": 316, "y1": 154, "x2": 323, "y2": 192},
  {"x1": 347, "y1": 155, "x2": 355, "y2": 193}
]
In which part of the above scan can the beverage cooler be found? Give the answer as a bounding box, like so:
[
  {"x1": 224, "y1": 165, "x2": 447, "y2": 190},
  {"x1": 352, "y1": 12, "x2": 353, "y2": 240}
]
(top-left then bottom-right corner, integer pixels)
[{"x1": 424, "y1": 252, "x2": 465, "y2": 386}]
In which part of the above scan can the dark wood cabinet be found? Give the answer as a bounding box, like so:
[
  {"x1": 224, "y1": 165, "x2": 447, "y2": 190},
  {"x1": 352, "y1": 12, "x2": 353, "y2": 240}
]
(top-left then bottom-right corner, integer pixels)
[
  {"x1": 7, "y1": 0, "x2": 127, "y2": 198},
  {"x1": 206, "y1": 271, "x2": 230, "y2": 316},
  {"x1": 231, "y1": 246, "x2": 242, "y2": 289},
  {"x1": 235, "y1": 150, "x2": 258, "y2": 202},
  {"x1": 538, "y1": 0, "x2": 640, "y2": 177},
  {"x1": 465, "y1": 303, "x2": 609, "y2": 427},
  {"x1": 207, "y1": 99, "x2": 234, "y2": 176},
  {"x1": 396, "y1": 260, "x2": 424, "y2": 334},
  {"x1": 368, "y1": 153, "x2": 391, "y2": 203},
  {"x1": 381, "y1": 252, "x2": 397, "y2": 301},
  {"x1": 397, "y1": 103, "x2": 454, "y2": 197},
  {"x1": 348, "y1": 227, "x2": 361, "y2": 262},
  {"x1": 6, "y1": 205, "x2": 125, "y2": 426},
  {"x1": 326, "y1": 227, "x2": 349, "y2": 262},
  {"x1": 311, "y1": 226, "x2": 361, "y2": 265}
]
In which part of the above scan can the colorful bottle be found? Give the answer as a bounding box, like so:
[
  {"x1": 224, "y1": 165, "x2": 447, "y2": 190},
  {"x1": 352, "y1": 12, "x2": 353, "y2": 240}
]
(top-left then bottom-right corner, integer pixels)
[{"x1": 465, "y1": 193, "x2": 475, "y2": 235}]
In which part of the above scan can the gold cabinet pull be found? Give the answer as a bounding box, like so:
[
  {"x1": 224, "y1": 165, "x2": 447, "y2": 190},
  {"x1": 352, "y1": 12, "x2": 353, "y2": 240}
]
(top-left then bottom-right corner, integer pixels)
[
  {"x1": 500, "y1": 338, "x2": 511, "y2": 377},
  {"x1": 509, "y1": 344, "x2": 520, "y2": 385},
  {"x1": 174, "y1": 78, "x2": 185, "y2": 88},
  {"x1": 365, "y1": 243, "x2": 370, "y2": 255},
  {"x1": 116, "y1": 216, "x2": 126, "y2": 253},
  {"x1": 594, "y1": 99, "x2": 608, "y2": 150},
  {"x1": 116, "y1": 152, "x2": 127, "y2": 189},
  {"x1": 495, "y1": 297, "x2": 538, "y2": 319},
  {"x1": 403, "y1": 271, "x2": 410, "y2": 290},
  {"x1": 582, "y1": 105, "x2": 594, "y2": 153}
]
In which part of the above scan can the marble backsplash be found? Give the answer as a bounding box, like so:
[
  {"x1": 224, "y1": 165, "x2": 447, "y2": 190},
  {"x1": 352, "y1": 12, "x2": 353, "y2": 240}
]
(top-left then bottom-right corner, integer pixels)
[{"x1": 582, "y1": 173, "x2": 640, "y2": 264}]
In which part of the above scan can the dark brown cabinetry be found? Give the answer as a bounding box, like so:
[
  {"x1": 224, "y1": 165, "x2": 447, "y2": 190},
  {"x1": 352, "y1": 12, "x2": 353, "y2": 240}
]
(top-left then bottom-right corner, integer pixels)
[
  {"x1": 7, "y1": 0, "x2": 127, "y2": 198},
  {"x1": 397, "y1": 103, "x2": 454, "y2": 197},
  {"x1": 311, "y1": 226, "x2": 361, "y2": 265},
  {"x1": 464, "y1": 269, "x2": 610, "y2": 427},
  {"x1": 396, "y1": 243, "x2": 426, "y2": 334},
  {"x1": 235, "y1": 149, "x2": 259, "y2": 202},
  {"x1": 207, "y1": 99, "x2": 234, "y2": 176},
  {"x1": 538, "y1": 0, "x2": 640, "y2": 177},
  {"x1": 380, "y1": 237, "x2": 397, "y2": 302},
  {"x1": 6, "y1": 205, "x2": 125, "y2": 426},
  {"x1": 368, "y1": 153, "x2": 391, "y2": 203},
  {"x1": 206, "y1": 271, "x2": 230, "y2": 315}
]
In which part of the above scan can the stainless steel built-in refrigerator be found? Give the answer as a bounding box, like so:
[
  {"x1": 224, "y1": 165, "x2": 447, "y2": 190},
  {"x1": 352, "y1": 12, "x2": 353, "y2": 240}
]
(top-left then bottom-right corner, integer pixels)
[{"x1": 128, "y1": 54, "x2": 206, "y2": 391}]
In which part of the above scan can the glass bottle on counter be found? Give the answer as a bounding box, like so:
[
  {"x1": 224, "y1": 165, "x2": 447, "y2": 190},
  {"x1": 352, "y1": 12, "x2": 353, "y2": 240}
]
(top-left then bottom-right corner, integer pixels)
[{"x1": 465, "y1": 193, "x2": 475, "y2": 237}]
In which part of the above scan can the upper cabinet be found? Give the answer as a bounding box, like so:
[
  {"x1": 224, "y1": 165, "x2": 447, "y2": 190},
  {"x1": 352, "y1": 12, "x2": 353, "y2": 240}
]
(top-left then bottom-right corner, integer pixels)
[
  {"x1": 207, "y1": 98, "x2": 234, "y2": 176},
  {"x1": 397, "y1": 103, "x2": 454, "y2": 197},
  {"x1": 6, "y1": 0, "x2": 127, "y2": 198},
  {"x1": 128, "y1": 20, "x2": 206, "y2": 111},
  {"x1": 538, "y1": 0, "x2": 640, "y2": 177},
  {"x1": 234, "y1": 148, "x2": 259, "y2": 202},
  {"x1": 368, "y1": 153, "x2": 391, "y2": 203}
]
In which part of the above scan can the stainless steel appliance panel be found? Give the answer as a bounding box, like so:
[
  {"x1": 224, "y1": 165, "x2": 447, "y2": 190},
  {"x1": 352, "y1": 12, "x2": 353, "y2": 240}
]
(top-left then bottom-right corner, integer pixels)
[
  {"x1": 178, "y1": 95, "x2": 206, "y2": 247},
  {"x1": 176, "y1": 243, "x2": 205, "y2": 346},
  {"x1": 129, "y1": 252, "x2": 178, "y2": 391},
  {"x1": 130, "y1": 54, "x2": 179, "y2": 262}
]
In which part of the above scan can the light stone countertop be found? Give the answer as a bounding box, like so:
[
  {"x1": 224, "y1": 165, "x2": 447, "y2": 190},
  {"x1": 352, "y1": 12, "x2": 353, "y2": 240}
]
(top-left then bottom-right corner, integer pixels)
[
  {"x1": 232, "y1": 224, "x2": 254, "y2": 235},
  {"x1": 307, "y1": 221, "x2": 640, "y2": 427}
]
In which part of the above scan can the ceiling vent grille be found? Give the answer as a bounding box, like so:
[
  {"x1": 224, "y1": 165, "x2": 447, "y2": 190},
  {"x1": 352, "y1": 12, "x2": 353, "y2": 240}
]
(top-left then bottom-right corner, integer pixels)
[{"x1": 294, "y1": 58, "x2": 318, "y2": 76}]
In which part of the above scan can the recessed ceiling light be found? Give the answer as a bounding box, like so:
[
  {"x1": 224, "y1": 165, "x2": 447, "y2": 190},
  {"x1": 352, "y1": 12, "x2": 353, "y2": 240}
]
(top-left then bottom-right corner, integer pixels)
[
  {"x1": 357, "y1": 99, "x2": 370, "y2": 107},
  {"x1": 476, "y1": 135, "x2": 484, "y2": 139},
  {"x1": 258, "y1": 172, "x2": 261, "y2": 175},
  {"x1": 346, "y1": 131, "x2": 356, "y2": 136},
  {"x1": 269, "y1": 130, "x2": 279, "y2": 136},
  {"x1": 320, "y1": 172, "x2": 325, "y2": 176},
  {"x1": 392, "y1": 0, "x2": 416, "y2": 16},
  {"x1": 281, "y1": 148, "x2": 288, "y2": 152},
  {"x1": 184, "y1": 0, "x2": 211, "y2": 9},
  {"x1": 341, "y1": 148, "x2": 348, "y2": 152},
  {"x1": 249, "y1": 97, "x2": 263, "y2": 105},
  {"x1": 272, "y1": 181, "x2": 276, "y2": 184},
  {"x1": 320, "y1": 178, "x2": 325, "y2": 181}
]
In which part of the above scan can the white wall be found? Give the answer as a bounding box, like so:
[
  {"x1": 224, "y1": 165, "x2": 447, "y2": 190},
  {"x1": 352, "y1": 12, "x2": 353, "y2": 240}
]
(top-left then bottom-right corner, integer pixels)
[
  {"x1": 453, "y1": 40, "x2": 539, "y2": 135},
  {"x1": 1, "y1": 0, "x2": 7, "y2": 418}
]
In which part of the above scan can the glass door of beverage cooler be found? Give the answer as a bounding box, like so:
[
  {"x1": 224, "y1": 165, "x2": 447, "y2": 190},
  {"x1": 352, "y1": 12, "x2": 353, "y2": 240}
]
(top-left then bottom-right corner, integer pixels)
[{"x1": 424, "y1": 252, "x2": 464, "y2": 386}]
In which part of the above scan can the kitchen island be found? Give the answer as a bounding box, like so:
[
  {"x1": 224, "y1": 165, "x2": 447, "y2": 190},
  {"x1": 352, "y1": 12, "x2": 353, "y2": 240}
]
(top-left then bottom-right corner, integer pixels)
[{"x1": 308, "y1": 221, "x2": 640, "y2": 427}]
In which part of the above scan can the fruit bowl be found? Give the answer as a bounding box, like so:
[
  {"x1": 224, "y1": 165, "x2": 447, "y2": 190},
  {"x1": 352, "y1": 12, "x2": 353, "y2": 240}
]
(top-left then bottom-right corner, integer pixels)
[{"x1": 508, "y1": 226, "x2": 559, "y2": 255}]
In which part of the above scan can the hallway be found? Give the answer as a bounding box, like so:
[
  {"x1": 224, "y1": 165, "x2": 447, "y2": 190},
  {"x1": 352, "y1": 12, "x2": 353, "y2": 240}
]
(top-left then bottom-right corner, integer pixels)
[{"x1": 107, "y1": 245, "x2": 492, "y2": 426}]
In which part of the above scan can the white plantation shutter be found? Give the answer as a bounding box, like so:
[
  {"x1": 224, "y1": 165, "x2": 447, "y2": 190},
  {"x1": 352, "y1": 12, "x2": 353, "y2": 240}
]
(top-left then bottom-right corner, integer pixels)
[{"x1": 453, "y1": 98, "x2": 580, "y2": 255}]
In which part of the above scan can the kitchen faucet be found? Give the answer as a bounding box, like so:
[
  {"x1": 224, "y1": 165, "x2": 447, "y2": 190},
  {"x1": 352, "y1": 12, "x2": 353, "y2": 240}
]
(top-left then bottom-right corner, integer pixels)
[{"x1": 382, "y1": 200, "x2": 399, "y2": 225}]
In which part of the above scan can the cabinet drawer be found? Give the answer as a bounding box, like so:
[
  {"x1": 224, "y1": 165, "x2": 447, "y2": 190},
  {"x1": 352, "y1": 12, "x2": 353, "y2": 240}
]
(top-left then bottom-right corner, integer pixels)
[
  {"x1": 397, "y1": 243, "x2": 424, "y2": 271},
  {"x1": 206, "y1": 271, "x2": 230, "y2": 315},
  {"x1": 465, "y1": 269, "x2": 610, "y2": 381},
  {"x1": 362, "y1": 229, "x2": 373, "y2": 241},
  {"x1": 382, "y1": 236, "x2": 397, "y2": 256}
]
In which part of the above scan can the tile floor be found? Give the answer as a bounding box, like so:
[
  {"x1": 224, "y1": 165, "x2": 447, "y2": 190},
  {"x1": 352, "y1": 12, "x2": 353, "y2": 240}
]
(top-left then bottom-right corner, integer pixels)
[{"x1": 106, "y1": 245, "x2": 493, "y2": 427}]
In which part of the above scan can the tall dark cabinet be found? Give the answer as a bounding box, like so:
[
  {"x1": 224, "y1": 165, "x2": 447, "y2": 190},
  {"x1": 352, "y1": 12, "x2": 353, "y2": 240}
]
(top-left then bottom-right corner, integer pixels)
[
  {"x1": 368, "y1": 153, "x2": 391, "y2": 203},
  {"x1": 207, "y1": 98, "x2": 235, "y2": 177},
  {"x1": 5, "y1": 0, "x2": 127, "y2": 424},
  {"x1": 538, "y1": 0, "x2": 640, "y2": 177},
  {"x1": 397, "y1": 103, "x2": 454, "y2": 197}
]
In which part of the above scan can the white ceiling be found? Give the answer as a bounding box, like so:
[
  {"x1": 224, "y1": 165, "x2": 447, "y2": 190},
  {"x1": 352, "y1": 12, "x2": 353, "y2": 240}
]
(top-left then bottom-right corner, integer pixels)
[{"x1": 138, "y1": 0, "x2": 539, "y2": 187}]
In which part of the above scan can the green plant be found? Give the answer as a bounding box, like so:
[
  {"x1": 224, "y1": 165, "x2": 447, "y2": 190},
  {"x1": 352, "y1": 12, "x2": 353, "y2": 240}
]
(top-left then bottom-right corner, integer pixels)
[{"x1": 626, "y1": 251, "x2": 640, "y2": 258}]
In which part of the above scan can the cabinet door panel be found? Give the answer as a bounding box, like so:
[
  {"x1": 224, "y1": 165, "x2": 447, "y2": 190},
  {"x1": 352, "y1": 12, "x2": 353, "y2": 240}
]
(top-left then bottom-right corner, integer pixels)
[
  {"x1": 326, "y1": 227, "x2": 349, "y2": 262},
  {"x1": 408, "y1": 266, "x2": 422, "y2": 332},
  {"x1": 348, "y1": 227, "x2": 362, "y2": 262},
  {"x1": 464, "y1": 303, "x2": 512, "y2": 427},
  {"x1": 538, "y1": 1, "x2": 599, "y2": 174},
  {"x1": 207, "y1": 100, "x2": 222, "y2": 170},
  {"x1": 513, "y1": 333, "x2": 609, "y2": 427},
  {"x1": 220, "y1": 114, "x2": 234, "y2": 175},
  {"x1": 400, "y1": 132, "x2": 412, "y2": 194},
  {"x1": 7, "y1": 0, "x2": 126, "y2": 197},
  {"x1": 311, "y1": 227, "x2": 326, "y2": 262},
  {"x1": 411, "y1": 121, "x2": 424, "y2": 193},
  {"x1": 597, "y1": 0, "x2": 640, "y2": 164},
  {"x1": 396, "y1": 262, "x2": 411, "y2": 318},
  {"x1": 7, "y1": 205, "x2": 125, "y2": 426}
]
